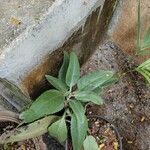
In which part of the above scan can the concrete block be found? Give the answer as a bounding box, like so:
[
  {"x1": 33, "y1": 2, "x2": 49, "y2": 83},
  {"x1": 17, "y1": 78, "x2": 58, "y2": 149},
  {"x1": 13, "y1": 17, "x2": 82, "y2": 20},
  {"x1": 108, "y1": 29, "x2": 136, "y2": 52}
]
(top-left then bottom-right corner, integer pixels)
[{"x1": 0, "y1": 0, "x2": 117, "y2": 97}]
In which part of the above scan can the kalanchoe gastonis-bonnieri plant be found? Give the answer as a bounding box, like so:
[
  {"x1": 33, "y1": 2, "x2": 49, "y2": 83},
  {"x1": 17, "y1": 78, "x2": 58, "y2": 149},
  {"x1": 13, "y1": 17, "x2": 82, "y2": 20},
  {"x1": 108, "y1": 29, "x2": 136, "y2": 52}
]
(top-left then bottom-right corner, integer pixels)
[{"x1": 0, "y1": 52, "x2": 117, "y2": 150}]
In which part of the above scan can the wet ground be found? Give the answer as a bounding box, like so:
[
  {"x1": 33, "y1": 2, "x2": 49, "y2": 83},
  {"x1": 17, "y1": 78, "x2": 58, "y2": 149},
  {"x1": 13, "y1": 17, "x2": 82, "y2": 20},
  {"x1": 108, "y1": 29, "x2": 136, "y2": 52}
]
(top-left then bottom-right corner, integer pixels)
[{"x1": 81, "y1": 42, "x2": 150, "y2": 150}]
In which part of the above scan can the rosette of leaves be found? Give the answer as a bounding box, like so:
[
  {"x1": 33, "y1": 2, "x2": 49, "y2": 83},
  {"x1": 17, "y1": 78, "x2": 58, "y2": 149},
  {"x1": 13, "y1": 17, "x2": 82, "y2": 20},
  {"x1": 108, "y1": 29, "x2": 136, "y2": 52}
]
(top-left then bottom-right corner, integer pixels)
[{"x1": 0, "y1": 52, "x2": 116, "y2": 150}]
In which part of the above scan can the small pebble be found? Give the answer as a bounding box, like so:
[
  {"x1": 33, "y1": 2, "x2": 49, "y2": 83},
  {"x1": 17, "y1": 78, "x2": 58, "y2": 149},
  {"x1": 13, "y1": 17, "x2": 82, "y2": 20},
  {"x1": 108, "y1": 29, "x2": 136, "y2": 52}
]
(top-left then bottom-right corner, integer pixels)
[
  {"x1": 129, "y1": 104, "x2": 134, "y2": 109},
  {"x1": 99, "y1": 143, "x2": 105, "y2": 149},
  {"x1": 113, "y1": 142, "x2": 119, "y2": 150},
  {"x1": 140, "y1": 116, "x2": 145, "y2": 122},
  {"x1": 89, "y1": 111, "x2": 92, "y2": 114},
  {"x1": 10, "y1": 17, "x2": 21, "y2": 27},
  {"x1": 127, "y1": 141, "x2": 133, "y2": 144}
]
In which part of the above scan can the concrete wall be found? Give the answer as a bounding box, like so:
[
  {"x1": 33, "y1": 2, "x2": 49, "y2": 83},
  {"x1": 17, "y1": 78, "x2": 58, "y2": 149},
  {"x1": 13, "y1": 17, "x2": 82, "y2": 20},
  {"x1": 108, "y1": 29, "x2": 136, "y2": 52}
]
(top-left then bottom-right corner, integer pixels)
[
  {"x1": 0, "y1": 0, "x2": 117, "y2": 98},
  {"x1": 0, "y1": 0, "x2": 150, "y2": 106},
  {"x1": 0, "y1": 0, "x2": 54, "y2": 52}
]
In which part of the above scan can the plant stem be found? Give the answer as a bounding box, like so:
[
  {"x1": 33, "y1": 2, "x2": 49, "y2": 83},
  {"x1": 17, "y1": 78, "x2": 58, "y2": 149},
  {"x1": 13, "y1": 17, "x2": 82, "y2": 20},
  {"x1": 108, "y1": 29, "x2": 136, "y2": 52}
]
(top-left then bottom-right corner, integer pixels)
[
  {"x1": 66, "y1": 120, "x2": 71, "y2": 124},
  {"x1": 136, "y1": 0, "x2": 141, "y2": 54},
  {"x1": 117, "y1": 69, "x2": 136, "y2": 78}
]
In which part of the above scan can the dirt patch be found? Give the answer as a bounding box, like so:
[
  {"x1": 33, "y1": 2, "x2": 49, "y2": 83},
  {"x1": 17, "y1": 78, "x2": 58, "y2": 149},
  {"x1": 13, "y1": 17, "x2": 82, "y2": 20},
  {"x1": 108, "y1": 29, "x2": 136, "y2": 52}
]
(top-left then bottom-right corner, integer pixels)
[
  {"x1": 88, "y1": 116, "x2": 119, "y2": 150},
  {"x1": 42, "y1": 134, "x2": 65, "y2": 150},
  {"x1": 81, "y1": 42, "x2": 150, "y2": 150}
]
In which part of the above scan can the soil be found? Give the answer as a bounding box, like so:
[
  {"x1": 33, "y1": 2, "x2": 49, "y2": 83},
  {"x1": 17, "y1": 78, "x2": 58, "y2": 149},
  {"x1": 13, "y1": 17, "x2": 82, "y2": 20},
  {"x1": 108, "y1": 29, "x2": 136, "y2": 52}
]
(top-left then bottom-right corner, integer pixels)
[
  {"x1": 42, "y1": 133, "x2": 65, "y2": 150},
  {"x1": 81, "y1": 42, "x2": 150, "y2": 150},
  {"x1": 88, "y1": 117, "x2": 119, "y2": 150},
  {"x1": 66, "y1": 117, "x2": 120, "y2": 150},
  {"x1": 0, "y1": 121, "x2": 36, "y2": 150}
]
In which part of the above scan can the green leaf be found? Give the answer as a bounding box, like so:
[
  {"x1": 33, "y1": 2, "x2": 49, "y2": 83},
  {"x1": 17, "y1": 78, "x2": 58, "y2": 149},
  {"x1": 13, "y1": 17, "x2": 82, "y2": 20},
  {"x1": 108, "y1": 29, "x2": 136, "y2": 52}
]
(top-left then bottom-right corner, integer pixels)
[
  {"x1": 58, "y1": 52, "x2": 70, "y2": 83},
  {"x1": 66, "y1": 52, "x2": 80, "y2": 88},
  {"x1": 71, "y1": 114, "x2": 88, "y2": 150},
  {"x1": 45, "y1": 75, "x2": 68, "y2": 92},
  {"x1": 144, "y1": 27, "x2": 150, "y2": 42},
  {"x1": 48, "y1": 115, "x2": 67, "y2": 143},
  {"x1": 69, "y1": 100, "x2": 85, "y2": 119},
  {"x1": 136, "y1": 59, "x2": 150, "y2": 83},
  {"x1": 93, "y1": 87, "x2": 103, "y2": 94},
  {"x1": 101, "y1": 74, "x2": 118, "y2": 87},
  {"x1": 136, "y1": 68, "x2": 150, "y2": 83},
  {"x1": 69, "y1": 100, "x2": 88, "y2": 150},
  {"x1": 83, "y1": 136, "x2": 99, "y2": 150},
  {"x1": 74, "y1": 91, "x2": 103, "y2": 105},
  {"x1": 20, "y1": 90, "x2": 65, "y2": 123},
  {"x1": 0, "y1": 116, "x2": 58, "y2": 144},
  {"x1": 137, "y1": 58, "x2": 150, "y2": 68},
  {"x1": 141, "y1": 27, "x2": 150, "y2": 49},
  {"x1": 71, "y1": 114, "x2": 78, "y2": 150},
  {"x1": 136, "y1": 0, "x2": 141, "y2": 52},
  {"x1": 93, "y1": 74, "x2": 118, "y2": 94},
  {"x1": 136, "y1": 49, "x2": 150, "y2": 55},
  {"x1": 77, "y1": 70, "x2": 114, "y2": 91}
]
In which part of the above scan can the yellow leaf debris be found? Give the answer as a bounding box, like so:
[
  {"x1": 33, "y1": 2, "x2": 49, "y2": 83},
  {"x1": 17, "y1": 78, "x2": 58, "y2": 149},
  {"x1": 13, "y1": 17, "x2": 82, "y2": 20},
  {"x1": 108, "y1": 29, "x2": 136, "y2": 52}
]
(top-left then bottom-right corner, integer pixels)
[
  {"x1": 141, "y1": 116, "x2": 145, "y2": 122},
  {"x1": 10, "y1": 17, "x2": 21, "y2": 27},
  {"x1": 99, "y1": 143, "x2": 105, "y2": 149},
  {"x1": 113, "y1": 142, "x2": 119, "y2": 150},
  {"x1": 127, "y1": 141, "x2": 133, "y2": 144}
]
